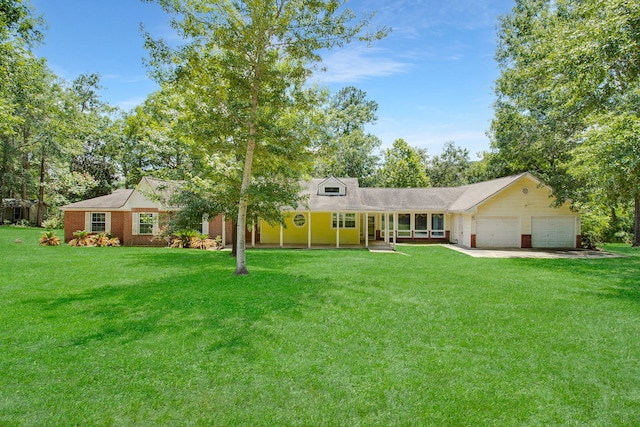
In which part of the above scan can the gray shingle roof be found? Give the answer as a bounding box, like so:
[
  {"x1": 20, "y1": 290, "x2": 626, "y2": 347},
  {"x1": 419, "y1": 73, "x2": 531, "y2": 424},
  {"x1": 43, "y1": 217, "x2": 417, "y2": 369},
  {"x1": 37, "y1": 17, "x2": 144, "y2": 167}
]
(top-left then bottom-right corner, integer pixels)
[
  {"x1": 360, "y1": 187, "x2": 467, "y2": 211},
  {"x1": 60, "y1": 173, "x2": 535, "y2": 213},
  {"x1": 294, "y1": 173, "x2": 532, "y2": 212},
  {"x1": 60, "y1": 189, "x2": 134, "y2": 210}
]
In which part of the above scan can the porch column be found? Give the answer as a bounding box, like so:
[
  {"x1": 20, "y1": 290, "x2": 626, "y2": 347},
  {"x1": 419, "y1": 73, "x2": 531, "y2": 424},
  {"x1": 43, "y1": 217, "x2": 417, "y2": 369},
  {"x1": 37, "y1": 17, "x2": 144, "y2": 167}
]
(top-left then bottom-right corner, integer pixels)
[
  {"x1": 365, "y1": 211, "x2": 369, "y2": 248},
  {"x1": 336, "y1": 212, "x2": 340, "y2": 249},
  {"x1": 307, "y1": 211, "x2": 312, "y2": 249},
  {"x1": 384, "y1": 212, "x2": 389, "y2": 245},
  {"x1": 221, "y1": 214, "x2": 226, "y2": 247},
  {"x1": 251, "y1": 221, "x2": 255, "y2": 248},
  {"x1": 393, "y1": 211, "x2": 397, "y2": 250},
  {"x1": 280, "y1": 223, "x2": 284, "y2": 248}
]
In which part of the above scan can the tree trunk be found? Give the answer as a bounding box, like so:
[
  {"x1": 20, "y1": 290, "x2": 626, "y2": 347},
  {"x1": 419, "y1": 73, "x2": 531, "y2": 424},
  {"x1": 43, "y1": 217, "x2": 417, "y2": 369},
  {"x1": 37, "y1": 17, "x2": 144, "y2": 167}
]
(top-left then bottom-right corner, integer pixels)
[
  {"x1": 231, "y1": 219, "x2": 237, "y2": 257},
  {"x1": 633, "y1": 195, "x2": 640, "y2": 247},
  {"x1": 36, "y1": 151, "x2": 46, "y2": 227},
  {"x1": 0, "y1": 136, "x2": 9, "y2": 199},
  {"x1": 21, "y1": 152, "x2": 28, "y2": 221},
  {"x1": 235, "y1": 139, "x2": 256, "y2": 275}
]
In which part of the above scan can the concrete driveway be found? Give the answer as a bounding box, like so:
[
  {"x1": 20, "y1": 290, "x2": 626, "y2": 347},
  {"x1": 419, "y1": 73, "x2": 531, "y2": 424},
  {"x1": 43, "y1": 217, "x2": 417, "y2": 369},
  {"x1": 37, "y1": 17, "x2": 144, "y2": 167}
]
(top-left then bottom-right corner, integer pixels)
[{"x1": 445, "y1": 245, "x2": 623, "y2": 259}]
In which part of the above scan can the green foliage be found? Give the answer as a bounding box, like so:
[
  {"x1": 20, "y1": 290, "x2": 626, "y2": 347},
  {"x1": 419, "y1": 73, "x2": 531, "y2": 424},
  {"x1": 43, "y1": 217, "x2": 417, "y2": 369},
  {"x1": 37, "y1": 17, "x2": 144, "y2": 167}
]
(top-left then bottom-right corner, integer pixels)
[
  {"x1": 427, "y1": 141, "x2": 471, "y2": 187},
  {"x1": 580, "y1": 210, "x2": 610, "y2": 249},
  {"x1": 144, "y1": 0, "x2": 388, "y2": 274},
  {"x1": 314, "y1": 86, "x2": 382, "y2": 186},
  {"x1": 40, "y1": 213, "x2": 63, "y2": 230},
  {"x1": 111, "y1": 91, "x2": 192, "y2": 188},
  {"x1": 0, "y1": 0, "x2": 44, "y2": 46},
  {"x1": 378, "y1": 138, "x2": 430, "y2": 188},
  {"x1": 492, "y1": 0, "x2": 640, "y2": 246},
  {"x1": 170, "y1": 229, "x2": 199, "y2": 248}
]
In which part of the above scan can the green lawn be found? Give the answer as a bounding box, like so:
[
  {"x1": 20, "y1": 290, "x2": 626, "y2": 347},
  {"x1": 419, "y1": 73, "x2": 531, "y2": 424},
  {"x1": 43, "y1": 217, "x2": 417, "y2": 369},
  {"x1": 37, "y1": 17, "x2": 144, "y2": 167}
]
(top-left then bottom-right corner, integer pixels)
[{"x1": 1, "y1": 226, "x2": 639, "y2": 426}]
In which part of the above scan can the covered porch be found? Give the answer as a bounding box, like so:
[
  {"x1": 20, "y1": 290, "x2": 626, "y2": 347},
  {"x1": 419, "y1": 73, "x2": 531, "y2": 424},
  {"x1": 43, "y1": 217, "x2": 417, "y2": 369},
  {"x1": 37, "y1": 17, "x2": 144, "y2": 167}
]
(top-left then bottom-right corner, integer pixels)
[{"x1": 256, "y1": 210, "x2": 403, "y2": 250}]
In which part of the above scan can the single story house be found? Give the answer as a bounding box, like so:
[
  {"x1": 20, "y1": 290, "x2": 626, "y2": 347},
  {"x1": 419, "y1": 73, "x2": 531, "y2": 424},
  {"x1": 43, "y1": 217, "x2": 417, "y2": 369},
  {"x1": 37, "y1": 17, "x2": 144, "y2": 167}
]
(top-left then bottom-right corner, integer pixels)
[
  {"x1": 60, "y1": 172, "x2": 581, "y2": 249},
  {"x1": 1, "y1": 198, "x2": 43, "y2": 224},
  {"x1": 60, "y1": 177, "x2": 234, "y2": 247}
]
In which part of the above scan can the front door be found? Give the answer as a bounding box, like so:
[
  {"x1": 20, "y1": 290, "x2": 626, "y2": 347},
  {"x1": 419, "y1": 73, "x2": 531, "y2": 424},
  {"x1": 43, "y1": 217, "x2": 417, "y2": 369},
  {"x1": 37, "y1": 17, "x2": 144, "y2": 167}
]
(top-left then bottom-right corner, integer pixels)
[{"x1": 368, "y1": 215, "x2": 376, "y2": 240}]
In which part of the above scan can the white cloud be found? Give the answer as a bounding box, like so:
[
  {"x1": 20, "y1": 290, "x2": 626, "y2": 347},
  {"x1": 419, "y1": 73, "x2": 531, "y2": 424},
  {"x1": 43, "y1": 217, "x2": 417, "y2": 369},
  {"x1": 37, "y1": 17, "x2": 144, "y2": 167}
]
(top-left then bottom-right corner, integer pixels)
[
  {"x1": 121, "y1": 75, "x2": 151, "y2": 84},
  {"x1": 101, "y1": 73, "x2": 121, "y2": 80},
  {"x1": 117, "y1": 96, "x2": 147, "y2": 111},
  {"x1": 371, "y1": 118, "x2": 491, "y2": 159},
  {"x1": 315, "y1": 46, "x2": 413, "y2": 84}
]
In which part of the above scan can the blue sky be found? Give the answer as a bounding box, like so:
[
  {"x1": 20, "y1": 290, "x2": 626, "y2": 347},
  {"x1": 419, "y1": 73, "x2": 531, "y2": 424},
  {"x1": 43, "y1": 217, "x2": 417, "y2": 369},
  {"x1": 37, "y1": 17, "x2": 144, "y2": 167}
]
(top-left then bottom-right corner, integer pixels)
[{"x1": 30, "y1": 0, "x2": 514, "y2": 159}]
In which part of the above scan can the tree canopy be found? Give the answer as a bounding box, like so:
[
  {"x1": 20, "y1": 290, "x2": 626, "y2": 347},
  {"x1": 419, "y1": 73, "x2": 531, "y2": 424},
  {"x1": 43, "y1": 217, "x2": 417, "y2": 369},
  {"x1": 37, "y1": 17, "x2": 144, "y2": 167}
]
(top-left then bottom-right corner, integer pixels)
[
  {"x1": 378, "y1": 138, "x2": 430, "y2": 188},
  {"x1": 144, "y1": 0, "x2": 387, "y2": 274},
  {"x1": 314, "y1": 86, "x2": 381, "y2": 186},
  {"x1": 491, "y1": 0, "x2": 640, "y2": 245}
]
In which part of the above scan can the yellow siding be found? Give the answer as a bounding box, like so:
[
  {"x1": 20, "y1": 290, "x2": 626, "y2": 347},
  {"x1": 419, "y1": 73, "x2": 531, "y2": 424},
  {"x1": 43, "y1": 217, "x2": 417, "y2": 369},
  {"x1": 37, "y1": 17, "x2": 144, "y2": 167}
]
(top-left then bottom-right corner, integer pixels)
[
  {"x1": 310, "y1": 212, "x2": 360, "y2": 245},
  {"x1": 261, "y1": 213, "x2": 309, "y2": 244},
  {"x1": 475, "y1": 176, "x2": 577, "y2": 234},
  {"x1": 260, "y1": 221, "x2": 281, "y2": 244},
  {"x1": 260, "y1": 212, "x2": 360, "y2": 245}
]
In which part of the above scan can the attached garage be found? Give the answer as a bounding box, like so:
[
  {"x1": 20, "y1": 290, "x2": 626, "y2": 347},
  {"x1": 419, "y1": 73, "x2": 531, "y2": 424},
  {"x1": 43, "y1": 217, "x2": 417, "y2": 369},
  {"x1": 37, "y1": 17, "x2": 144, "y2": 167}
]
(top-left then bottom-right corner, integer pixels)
[
  {"x1": 476, "y1": 216, "x2": 521, "y2": 248},
  {"x1": 532, "y1": 216, "x2": 576, "y2": 248}
]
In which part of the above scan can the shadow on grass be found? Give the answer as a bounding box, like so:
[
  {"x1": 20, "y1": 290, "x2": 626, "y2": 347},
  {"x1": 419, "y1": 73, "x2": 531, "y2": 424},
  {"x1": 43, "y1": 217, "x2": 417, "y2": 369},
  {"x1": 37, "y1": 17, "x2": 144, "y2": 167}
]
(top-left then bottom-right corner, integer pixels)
[
  {"x1": 514, "y1": 249, "x2": 640, "y2": 304},
  {"x1": 23, "y1": 249, "x2": 329, "y2": 358}
]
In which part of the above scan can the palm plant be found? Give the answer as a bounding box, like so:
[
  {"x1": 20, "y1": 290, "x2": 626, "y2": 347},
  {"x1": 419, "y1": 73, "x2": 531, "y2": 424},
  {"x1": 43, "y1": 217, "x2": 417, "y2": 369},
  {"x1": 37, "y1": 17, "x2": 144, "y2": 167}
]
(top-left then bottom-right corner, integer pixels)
[
  {"x1": 39, "y1": 231, "x2": 61, "y2": 246},
  {"x1": 93, "y1": 232, "x2": 110, "y2": 247},
  {"x1": 189, "y1": 233, "x2": 217, "y2": 250},
  {"x1": 107, "y1": 234, "x2": 121, "y2": 247},
  {"x1": 170, "y1": 230, "x2": 198, "y2": 248},
  {"x1": 69, "y1": 230, "x2": 94, "y2": 247}
]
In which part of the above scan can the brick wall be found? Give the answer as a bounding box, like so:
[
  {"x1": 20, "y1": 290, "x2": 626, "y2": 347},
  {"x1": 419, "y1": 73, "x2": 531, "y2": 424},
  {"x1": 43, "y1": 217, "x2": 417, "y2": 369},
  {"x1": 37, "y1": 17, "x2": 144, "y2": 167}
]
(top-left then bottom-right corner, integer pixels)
[
  {"x1": 63, "y1": 211, "x2": 85, "y2": 242},
  {"x1": 208, "y1": 214, "x2": 234, "y2": 245}
]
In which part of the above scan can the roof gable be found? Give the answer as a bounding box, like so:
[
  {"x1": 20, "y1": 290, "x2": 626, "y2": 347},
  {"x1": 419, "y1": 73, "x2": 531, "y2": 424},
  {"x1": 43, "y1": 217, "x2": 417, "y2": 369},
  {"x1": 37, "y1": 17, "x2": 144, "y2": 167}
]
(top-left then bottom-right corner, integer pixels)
[
  {"x1": 60, "y1": 189, "x2": 134, "y2": 210},
  {"x1": 447, "y1": 173, "x2": 539, "y2": 212},
  {"x1": 317, "y1": 177, "x2": 348, "y2": 196},
  {"x1": 131, "y1": 176, "x2": 183, "y2": 209}
]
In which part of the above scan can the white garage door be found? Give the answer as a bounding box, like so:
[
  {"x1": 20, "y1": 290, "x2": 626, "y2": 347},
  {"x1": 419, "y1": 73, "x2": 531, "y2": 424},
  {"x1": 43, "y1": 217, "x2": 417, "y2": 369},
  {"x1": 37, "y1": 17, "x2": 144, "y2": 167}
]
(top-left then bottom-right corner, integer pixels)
[
  {"x1": 476, "y1": 216, "x2": 520, "y2": 248},
  {"x1": 532, "y1": 216, "x2": 575, "y2": 248}
]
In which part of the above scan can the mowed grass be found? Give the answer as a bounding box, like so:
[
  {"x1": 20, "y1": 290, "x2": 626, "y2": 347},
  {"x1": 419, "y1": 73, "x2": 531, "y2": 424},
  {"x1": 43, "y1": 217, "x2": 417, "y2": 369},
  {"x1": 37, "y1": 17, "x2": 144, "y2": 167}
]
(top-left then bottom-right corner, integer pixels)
[{"x1": 1, "y1": 227, "x2": 639, "y2": 426}]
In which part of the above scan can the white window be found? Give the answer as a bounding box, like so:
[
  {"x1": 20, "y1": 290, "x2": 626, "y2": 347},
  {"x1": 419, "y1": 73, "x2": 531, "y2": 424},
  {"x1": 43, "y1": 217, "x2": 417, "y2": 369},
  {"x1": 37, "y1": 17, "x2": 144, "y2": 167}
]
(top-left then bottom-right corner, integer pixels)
[
  {"x1": 133, "y1": 212, "x2": 158, "y2": 235},
  {"x1": 138, "y1": 213, "x2": 155, "y2": 234},
  {"x1": 415, "y1": 213, "x2": 428, "y2": 238},
  {"x1": 318, "y1": 178, "x2": 347, "y2": 196},
  {"x1": 332, "y1": 213, "x2": 356, "y2": 229},
  {"x1": 397, "y1": 214, "x2": 411, "y2": 237},
  {"x1": 431, "y1": 213, "x2": 445, "y2": 237},
  {"x1": 380, "y1": 213, "x2": 394, "y2": 238},
  {"x1": 85, "y1": 212, "x2": 111, "y2": 233},
  {"x1": 91, "y1": 213, "x2": 106, "y2": 232}
]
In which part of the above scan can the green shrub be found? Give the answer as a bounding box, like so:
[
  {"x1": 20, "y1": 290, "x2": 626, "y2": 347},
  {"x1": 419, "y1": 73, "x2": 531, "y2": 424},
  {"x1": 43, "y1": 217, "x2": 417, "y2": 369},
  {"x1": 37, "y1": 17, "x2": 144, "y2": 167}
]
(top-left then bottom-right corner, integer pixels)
[
  {"x1": 42, "y1": 214, "x2": 63, "y2": 230},
  {"x1": 580, "y1": 211, "x2": 609, "y2": 249}
]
